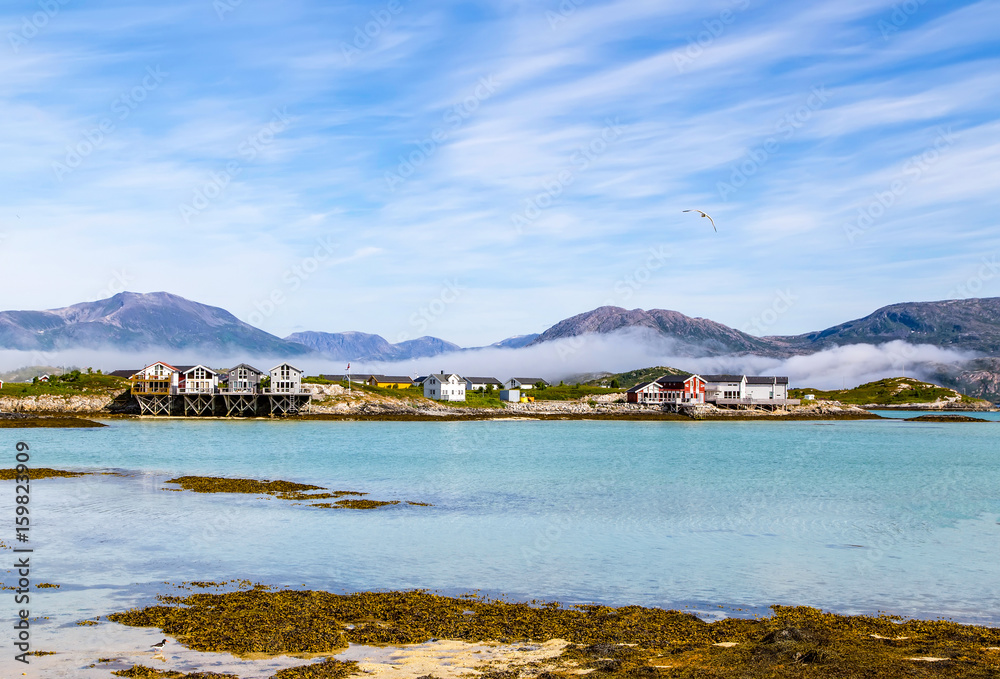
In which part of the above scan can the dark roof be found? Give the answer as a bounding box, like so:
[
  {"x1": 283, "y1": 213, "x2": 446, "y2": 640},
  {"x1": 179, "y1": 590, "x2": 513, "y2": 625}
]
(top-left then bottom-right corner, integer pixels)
[
  {"x1": 227, "y1": 363, "x2": 264, "y2": 374},
  {"x1": 108, "y1": 369, "x2": 140, "y2": 378},
  {"x1": 321, "y1": 374, "x2": 374, "y2": 381},
  {"x1": 413, "y1": 375, "x2": 428, "y2": 383},
  {"x1": 626, "y1": 381, "x2": 656, "y2": 393},
  {"x1": 655, "y1": 375, "x2": 700, "y2": 386},
  {"x1": 509, "y1": 377, "x2": 548, "y2": 384},
  {"x1": 427, "y1": 373, "x2": 463, "y2": 381},
  {"x1": 746, "y1": 376, "x2": 789, "y2": 385},
  {"x1": 465, "y1": 376, "x2": 502, "y2": 384},
  {"x1": 370, "y1": 375, "x2": 414, "y2": 383},
  {"x1": 701, "y1": 374, "x2": 745, "y2": 382}
]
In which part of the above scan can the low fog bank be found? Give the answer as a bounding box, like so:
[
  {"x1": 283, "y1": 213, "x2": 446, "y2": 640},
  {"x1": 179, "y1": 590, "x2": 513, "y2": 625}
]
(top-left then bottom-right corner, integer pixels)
[
  {"x1": 366, "y1": 333, "x2": 977, "y2": 390},
  {"x1": 678, "y1": 341, "x2": 977, "y2": 390},
  {"x1": 0, "y1": 333, "x2": 978, "y2": 391}
]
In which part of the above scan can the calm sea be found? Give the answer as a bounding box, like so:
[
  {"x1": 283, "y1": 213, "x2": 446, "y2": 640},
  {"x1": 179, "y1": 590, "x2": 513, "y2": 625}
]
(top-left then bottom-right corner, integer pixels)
[{"x1": 2, "y1": 417, "x2": 999, "y2": 633}]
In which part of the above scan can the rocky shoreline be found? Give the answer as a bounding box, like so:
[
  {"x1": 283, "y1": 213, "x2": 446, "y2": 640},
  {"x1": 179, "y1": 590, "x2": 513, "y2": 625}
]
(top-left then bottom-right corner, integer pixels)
[{"x1": 0, "y1": 385, "x2": 881, "y2": 422}]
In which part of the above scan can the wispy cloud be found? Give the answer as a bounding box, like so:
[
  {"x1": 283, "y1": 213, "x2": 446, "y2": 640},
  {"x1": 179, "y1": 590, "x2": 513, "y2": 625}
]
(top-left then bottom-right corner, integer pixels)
[{"x1": 0, "y1": 0, "x2": 998, "y2": 348}]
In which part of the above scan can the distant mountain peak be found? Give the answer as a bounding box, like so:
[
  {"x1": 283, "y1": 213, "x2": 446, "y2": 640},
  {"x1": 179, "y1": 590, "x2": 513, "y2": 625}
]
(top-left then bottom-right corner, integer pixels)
[
  {"x1": 528, "y1": 305, "x2": 781, "y2": 356},
  {"x1": 0, "y1": 291, "x2": 309, "y2": 355}
]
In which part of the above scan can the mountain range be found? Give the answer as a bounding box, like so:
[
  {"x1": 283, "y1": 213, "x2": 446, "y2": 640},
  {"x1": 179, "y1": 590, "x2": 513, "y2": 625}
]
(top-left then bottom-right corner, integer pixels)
[
  {"x1": 528, "y1": 299, "x2": 1000, "y2": 358},
  {"x1": 2, "y1": 291, "x2": 999, "y2": 398}
]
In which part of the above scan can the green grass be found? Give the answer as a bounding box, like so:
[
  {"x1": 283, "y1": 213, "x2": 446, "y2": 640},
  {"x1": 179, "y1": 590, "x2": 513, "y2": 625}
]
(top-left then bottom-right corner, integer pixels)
[
  {"x1": 303, "y1": 378, "x2": 415, "y2": 400},
  {"x1": 435, "y1": 390, "x2": 505, "y2": 408},
  {"x1": 583, "y1": 366, "x2": 690, "y2": 389},
  {"x1": 530, "y1": 385, "x2": 622, "y2": 401},
  {"x1": 790, "y1": 377, "x2": 981, "y2": 405},
  {"x1": 0, "y1": 371, "x2": 128, "y2": 398},
  {"x1": 302, "y1": 376, "x2": 336, "y2": 384}
]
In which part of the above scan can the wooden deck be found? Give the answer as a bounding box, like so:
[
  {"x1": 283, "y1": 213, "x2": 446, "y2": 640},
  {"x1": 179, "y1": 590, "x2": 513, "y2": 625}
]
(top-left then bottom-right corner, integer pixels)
[{"x1": 712, "y1": 398, "x2": 801, "y2": 410}]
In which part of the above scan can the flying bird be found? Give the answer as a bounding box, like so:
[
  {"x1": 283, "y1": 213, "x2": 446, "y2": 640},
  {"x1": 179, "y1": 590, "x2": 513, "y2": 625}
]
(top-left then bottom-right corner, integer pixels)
[{"x1": 683, "y1": 209, "x2": 716, "y2": 232}]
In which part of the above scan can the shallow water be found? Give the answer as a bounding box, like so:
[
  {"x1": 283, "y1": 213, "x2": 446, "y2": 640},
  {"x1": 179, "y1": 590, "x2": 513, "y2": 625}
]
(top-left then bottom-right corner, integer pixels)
[
  {"x1": 2, "y1": 417, "x2": 999, "y2": 669},
  {"x1": 868, "y1": 409, "x2": 1000, "y2": 420}
]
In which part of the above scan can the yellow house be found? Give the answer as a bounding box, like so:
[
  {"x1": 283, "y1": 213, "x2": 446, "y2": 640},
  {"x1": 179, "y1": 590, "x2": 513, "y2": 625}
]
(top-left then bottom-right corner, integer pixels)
[{"x1": 367, "y1": 375, "x2": 414, "y2": 389}]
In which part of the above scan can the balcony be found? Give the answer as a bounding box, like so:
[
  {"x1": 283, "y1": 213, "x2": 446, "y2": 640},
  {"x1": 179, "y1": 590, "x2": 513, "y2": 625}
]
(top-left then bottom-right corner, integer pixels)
[{"x1": 175, "y1": 386, "x2": 220, "y2": 395}]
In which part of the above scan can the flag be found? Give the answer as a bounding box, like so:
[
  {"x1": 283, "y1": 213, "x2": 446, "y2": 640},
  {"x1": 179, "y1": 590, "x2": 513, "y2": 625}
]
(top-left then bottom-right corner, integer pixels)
[{"x1": 346, "y1": 363, "x2": 350, "y2": 371}]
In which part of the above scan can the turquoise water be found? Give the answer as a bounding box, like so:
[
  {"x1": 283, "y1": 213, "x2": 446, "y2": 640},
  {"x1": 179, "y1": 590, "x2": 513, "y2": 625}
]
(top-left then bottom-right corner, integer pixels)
[{"x1": 2, "y1": 418, "x2": 999, "y2": 629}]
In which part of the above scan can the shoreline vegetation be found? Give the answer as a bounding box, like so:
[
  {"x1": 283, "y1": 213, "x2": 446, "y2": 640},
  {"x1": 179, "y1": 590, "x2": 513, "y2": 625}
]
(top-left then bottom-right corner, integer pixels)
[
  {"x1": 103, "y1": 587, "x2": 1000, "y2": 678},
  {"x1": 789, "y1": 377, "x2": 994, "y2": 410}
]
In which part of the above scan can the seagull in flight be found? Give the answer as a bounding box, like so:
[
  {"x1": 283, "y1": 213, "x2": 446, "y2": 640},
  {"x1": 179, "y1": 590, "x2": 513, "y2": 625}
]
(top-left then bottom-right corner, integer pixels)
[{"x1": 683, "y1": 209, "x2": 716, "y2": 232}]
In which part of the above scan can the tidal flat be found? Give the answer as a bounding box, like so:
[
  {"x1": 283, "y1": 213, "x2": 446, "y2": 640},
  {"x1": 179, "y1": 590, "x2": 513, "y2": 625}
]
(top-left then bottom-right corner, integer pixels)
[
  {"x1": 103, "y1": 587, "x2": 1000, "y2": 678},
  {"x1": 0, "y1": 414, "x2": 106, "y2": 427},
  {"x1": 162, "y1": 475, "x2": 426, "y2": 508}
]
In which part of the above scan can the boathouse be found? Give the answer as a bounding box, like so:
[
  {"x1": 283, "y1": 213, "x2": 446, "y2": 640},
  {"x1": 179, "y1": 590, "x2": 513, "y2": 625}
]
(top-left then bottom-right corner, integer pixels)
[
  {"x1": 128, "y1": 360, "x2": 310, "y2": 416},
  {"x1": 225, "y1": 364, "x2": 265, "y2": 393}
]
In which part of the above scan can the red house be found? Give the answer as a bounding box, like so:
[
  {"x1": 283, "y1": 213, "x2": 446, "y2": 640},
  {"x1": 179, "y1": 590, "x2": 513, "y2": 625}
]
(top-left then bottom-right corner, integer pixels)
[{"x1": 626, "y1": 374, "x2": 706, "y2": 405}]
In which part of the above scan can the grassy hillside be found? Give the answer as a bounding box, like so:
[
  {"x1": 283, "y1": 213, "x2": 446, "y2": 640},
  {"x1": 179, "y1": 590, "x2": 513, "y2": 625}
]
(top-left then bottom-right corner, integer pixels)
[
  {"x1": 0, "y1": 370, "x2": 129, "y2": 397},
  {"x1": 790, "y1": 377, "x2": 984, "y2": 406},
  {"x1": 583, "y1": 366, "x2": 691, "y2": 389}
]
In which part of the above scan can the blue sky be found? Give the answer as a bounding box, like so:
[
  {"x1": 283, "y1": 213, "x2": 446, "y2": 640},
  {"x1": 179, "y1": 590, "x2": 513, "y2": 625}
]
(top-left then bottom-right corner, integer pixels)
[{"x1": 2, "y1": 0, "x2": 999, "y2": 346}]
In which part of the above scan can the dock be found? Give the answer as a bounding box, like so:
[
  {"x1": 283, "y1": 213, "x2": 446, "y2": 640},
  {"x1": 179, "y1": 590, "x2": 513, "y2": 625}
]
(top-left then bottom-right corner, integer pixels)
[{"x1": 133, "y1": 390, "x2": 311, "y2": 417}]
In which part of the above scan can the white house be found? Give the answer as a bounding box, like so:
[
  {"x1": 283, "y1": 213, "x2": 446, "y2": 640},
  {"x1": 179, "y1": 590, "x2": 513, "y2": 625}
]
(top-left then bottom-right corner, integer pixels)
[
  {"x1": 178, "y1": 365, "x2": 218, "y2": 394},
  {"x1": 702, "y1": 374, "x2": 792, "y2": 404},
  {"x1": 702, "y1": 374, "x2": 748, "y2": 402},
  {"x1": 745, "y1": 376, "x2": 789, "y2": 400},
  {"x1": 503, "y1": 377, "x2": 549, "y2": 390},
  {"x1": 465, "y1": 376, "x2": 503, "y2": 391},
  {"x1": 424, "y1": 372, "x2": 466, "y2": 401},
  {"x1": 269, "y1": 363, "x2": 304, "y2": 394}
]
